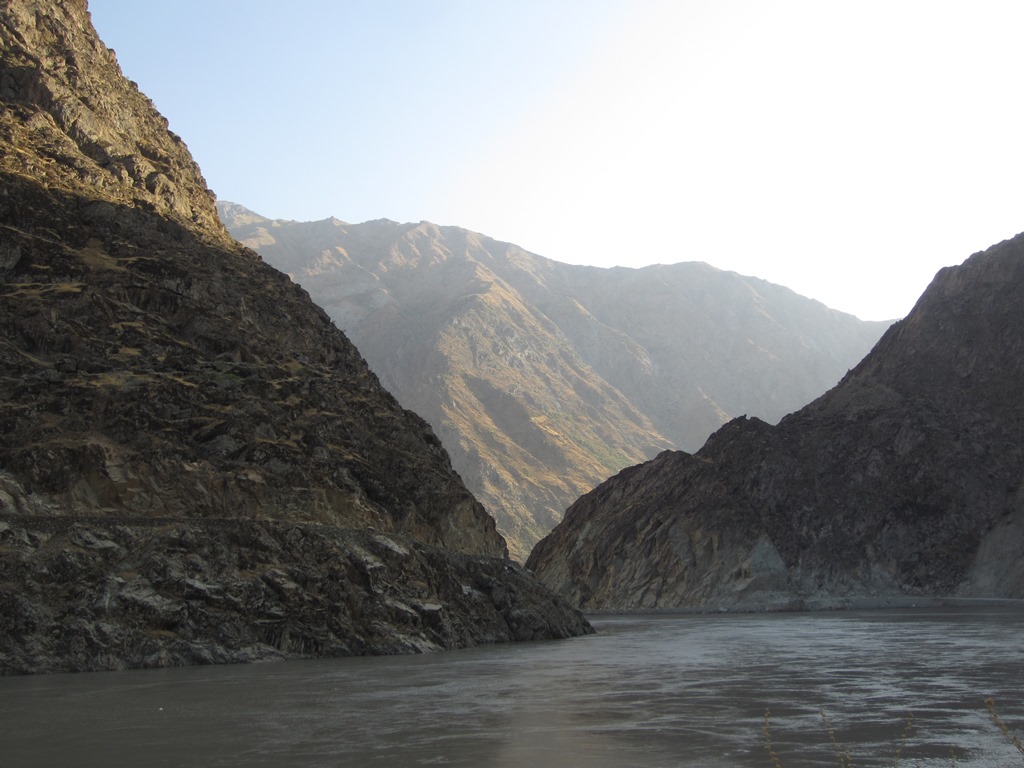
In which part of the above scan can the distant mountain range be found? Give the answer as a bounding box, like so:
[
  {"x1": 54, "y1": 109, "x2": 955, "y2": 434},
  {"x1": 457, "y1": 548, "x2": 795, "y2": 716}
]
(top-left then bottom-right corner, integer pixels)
[
  {"x1": 220, "y1": 204, "x2": 891, "y2": 559},
  {"x1": 528, "y1": 232, "x2": 1024, "y2": 609}
]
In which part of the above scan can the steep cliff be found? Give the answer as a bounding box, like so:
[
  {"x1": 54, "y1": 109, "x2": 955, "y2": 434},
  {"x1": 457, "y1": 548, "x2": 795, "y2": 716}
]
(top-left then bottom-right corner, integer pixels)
[
  {"x1": 0, "y1": 0, "x2": 590, "y2": 674},
  {"x1": 0, "y1": 0, "x2": 224, "y2": 238},
  {"x1": 220, "y1": 204, "x2": 889, "y2": 559},
  {"x1": 527, "y1": 234, "x2": 1024, "y2": 610}
]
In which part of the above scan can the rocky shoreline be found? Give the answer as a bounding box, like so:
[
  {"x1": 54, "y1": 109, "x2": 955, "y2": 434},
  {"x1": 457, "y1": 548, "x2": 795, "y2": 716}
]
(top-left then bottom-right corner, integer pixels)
[
  {"x1": 0, "y1": 514, "x2": 592, "y2": 676},
  {"x1": 0, "y1": 0, "x2": 594, "y2": 676}
]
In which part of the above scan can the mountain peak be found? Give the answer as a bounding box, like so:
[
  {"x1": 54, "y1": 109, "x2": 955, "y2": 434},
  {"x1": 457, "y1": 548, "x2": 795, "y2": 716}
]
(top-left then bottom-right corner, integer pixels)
[
  {"x1": 527, "y1": 231, "x2": 1024, "y2": 609},
  {"x1": 0, "y1": 0, "x2": 226, "y2": 241},
  {"x1": 223, "y1": 210, "x2": 891, "y2": 560},
  {"x1": 0, "y1": 0, "x2": 593, "y2": 673},
  {"x1": 216, "y1": 201, "x2": 269, "y2": 227}
]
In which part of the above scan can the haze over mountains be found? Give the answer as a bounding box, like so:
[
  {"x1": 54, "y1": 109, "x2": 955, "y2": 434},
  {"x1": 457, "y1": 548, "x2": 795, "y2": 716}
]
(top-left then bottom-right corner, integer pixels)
[
  {"x1": 0, "y1": 0, "x2": 588, "y2": 674},
  {"x1": 528, "y1": 233, "x2": 1024, "y2": 609},
  {"x1": 220, "y1": 204, "x2": 891, "y2": 559}
]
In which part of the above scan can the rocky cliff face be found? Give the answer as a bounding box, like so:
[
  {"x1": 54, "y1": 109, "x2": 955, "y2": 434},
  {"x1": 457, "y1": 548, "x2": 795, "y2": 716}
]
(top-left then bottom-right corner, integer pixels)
[
  {"x1": 1, "y1": 516, "x2": 587, "y2": 675},
  {"x1": 0, "y1": 0, "x2": 224, "y2": 239},
  {"x1": 527, "y1": 234, "x2": 1024, "y2": 610},
  {"x1": 0, "y1": 0, "x2": 590, "y2": 674},
  {"x1": 219, "y1": 204, "x2": 889, "y2": 559}
]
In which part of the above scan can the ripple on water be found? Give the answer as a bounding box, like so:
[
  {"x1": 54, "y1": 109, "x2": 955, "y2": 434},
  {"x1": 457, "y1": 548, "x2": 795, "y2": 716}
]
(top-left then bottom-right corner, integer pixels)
[{"x1": 0, "y1": 606, "x2": 1023, "y2": 767}]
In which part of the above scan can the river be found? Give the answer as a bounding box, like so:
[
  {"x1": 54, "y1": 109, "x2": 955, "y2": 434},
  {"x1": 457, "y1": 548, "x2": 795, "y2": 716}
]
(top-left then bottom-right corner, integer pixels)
[{"x1": 2, "y1": 605, "x2": 1023, "y2": 767}]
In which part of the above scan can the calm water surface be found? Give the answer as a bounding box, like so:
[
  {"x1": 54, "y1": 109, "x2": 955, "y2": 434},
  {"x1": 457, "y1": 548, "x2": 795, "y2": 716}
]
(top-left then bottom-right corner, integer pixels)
[{"x1": 2, "y1": 606, "x2": 1024, "y2": 767}]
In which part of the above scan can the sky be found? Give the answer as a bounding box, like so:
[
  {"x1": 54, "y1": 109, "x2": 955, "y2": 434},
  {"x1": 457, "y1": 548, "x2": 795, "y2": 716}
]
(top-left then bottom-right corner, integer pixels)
[{"x1": 87, "y1": 1, "x2": 1024, "y2": 321}]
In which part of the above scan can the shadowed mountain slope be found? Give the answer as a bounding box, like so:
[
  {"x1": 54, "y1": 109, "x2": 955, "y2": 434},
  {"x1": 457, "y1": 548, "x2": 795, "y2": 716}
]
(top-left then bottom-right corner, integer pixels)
[
  {"x1": 527, "y1": 234, "x2": 1024, "y2": 610},
  {"x1": 220, "y1": 203, "x2": 890, "y2": 559},
  {"x1": 0, "y1": 0, "x2": 589, "y2": 674}
]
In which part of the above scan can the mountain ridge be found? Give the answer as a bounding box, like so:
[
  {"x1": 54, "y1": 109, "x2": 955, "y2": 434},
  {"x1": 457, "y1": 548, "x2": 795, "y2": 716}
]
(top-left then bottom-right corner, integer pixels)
[
  {"x1": 526, "y1": 232, "x2": 1024, "y2": 609},
  {"x1": 0, "y1": 0, "x2": 590, "y2": 674},
  {"x1": 220, "y1": 201, "x2": 891, "y2": 559}
]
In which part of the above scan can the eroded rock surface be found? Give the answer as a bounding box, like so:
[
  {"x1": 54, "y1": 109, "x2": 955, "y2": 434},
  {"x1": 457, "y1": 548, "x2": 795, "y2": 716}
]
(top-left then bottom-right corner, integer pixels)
[
  {"x1": 220, "y1": 203, "x2": 889, "y2": 559},
  {"x1": 0, "y1": 0, "x2": 225, "y2": 238},
  {"x1": 0, "y1": 0, "x2": 591, "y2": 673},
  {"x1": 528, "y1": 235, "x2": 1024, "y2": 610},
  {"x1": 0, "y1": 514, "x2": 589, "y2": 675}
]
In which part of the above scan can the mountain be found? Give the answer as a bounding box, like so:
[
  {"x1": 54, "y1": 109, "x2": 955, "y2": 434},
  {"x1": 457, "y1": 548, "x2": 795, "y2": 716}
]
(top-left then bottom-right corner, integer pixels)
[
  {"x1": 526, "y1": 234, "x2": 1024, "y2": 610},
  {"x1": 219, "y1": 203, "x2": 891, "y2": 560},
  {"x1": 0, "y1": 0, "x2": 589, "y2": 674}
]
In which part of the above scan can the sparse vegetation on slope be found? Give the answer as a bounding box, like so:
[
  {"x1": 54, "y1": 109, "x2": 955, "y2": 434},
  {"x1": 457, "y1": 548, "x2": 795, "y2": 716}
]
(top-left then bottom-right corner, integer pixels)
[{"x1": 220, "y1": 204, "x2": 889, "y2": 559}]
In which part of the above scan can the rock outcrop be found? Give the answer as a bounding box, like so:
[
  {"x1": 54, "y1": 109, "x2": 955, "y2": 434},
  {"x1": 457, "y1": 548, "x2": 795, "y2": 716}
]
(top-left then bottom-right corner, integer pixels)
[
  {"x1": 0, "y1": 0, "x2": 590, "y2": 673},
  {"x1": 219, "y1": 204, "x2": 890, "y2": 559},
  {"x1": 0, "y1": 515, "x2": 587, "y2": 675},
  {"x1": 527, "y1": 234, "x2": 1024, "y2": 610},
  {"x1": 0, "y1": 0, "x2": 225, "y2": 238}
]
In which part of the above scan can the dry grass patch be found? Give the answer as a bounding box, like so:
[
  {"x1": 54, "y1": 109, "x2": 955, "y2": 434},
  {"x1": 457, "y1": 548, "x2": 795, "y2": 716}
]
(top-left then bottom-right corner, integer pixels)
[{"x1": 3, "y1": 281, "x2": 84, "y2": 297}]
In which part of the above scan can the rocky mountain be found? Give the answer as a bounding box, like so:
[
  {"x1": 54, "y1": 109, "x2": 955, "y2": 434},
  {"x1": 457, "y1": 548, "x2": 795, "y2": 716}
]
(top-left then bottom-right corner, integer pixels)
[
  {"x1": 0, "y1": 0, "x2": 589, "y2": 674},
  {"x1": 219, "y1": 204, "x2": 890, "y2": 560},
  {"x1": 527, "y1": 234, "x2": 1024, "y2": 610}
]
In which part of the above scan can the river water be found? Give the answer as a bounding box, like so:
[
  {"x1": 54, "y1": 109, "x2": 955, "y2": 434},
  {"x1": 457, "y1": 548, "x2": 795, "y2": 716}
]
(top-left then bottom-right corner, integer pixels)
[{"x1": 2, "y1": 606, "x2": 1023, "y2": 767}]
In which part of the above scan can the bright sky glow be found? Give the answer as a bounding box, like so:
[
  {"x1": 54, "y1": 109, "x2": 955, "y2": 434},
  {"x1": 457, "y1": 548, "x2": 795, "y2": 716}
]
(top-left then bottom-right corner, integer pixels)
[{"x1": 88, "y1": 1, "x2": 1024, "y2": 320}]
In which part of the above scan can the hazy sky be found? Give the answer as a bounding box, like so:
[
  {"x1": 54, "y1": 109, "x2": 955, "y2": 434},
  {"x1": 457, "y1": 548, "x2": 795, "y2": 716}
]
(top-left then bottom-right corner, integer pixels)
[{"x1": 88, "y1": 1, "x2": 1024, "y2": 321}]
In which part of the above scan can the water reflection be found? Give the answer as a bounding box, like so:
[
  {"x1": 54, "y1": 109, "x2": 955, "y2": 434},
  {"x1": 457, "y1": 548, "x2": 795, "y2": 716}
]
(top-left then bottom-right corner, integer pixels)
[{"x1": 1, "y1": 606, "x2": 1022, "y2": 767}]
